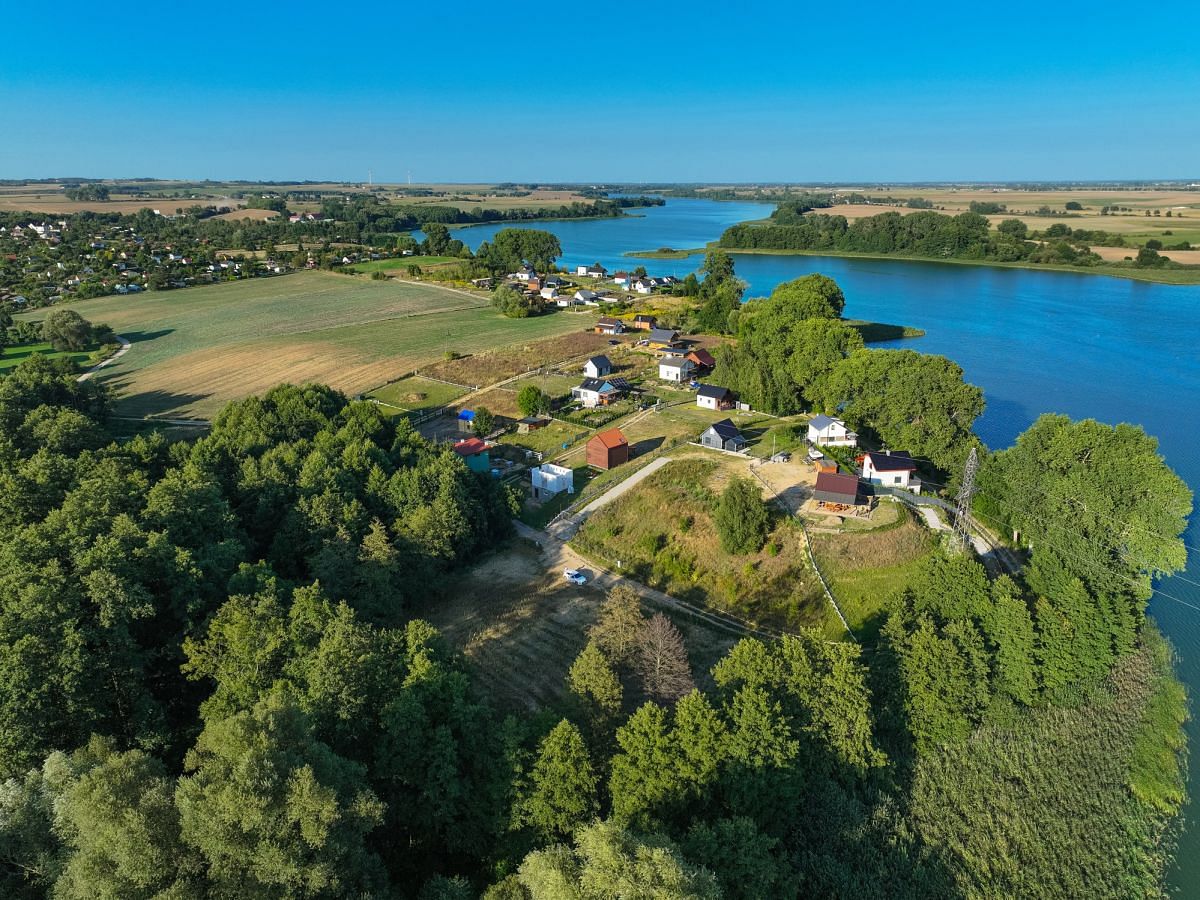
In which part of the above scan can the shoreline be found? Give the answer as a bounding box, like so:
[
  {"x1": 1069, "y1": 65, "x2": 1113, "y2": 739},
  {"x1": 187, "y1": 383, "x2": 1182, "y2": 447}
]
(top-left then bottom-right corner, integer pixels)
[
  {"x1": 717, "y1": 245, "x2": 1200, "y2": 286},
  {"x1": 625, "y1": 243, "x2": 1200, "y2": 285}
]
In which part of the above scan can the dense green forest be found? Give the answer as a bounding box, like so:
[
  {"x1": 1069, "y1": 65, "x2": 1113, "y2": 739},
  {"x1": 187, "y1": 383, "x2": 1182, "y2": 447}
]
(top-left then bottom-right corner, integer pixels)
[
  {"x1": 718, "y1": 208, "x2": 1121, "y2": 267},
  {"x1": 0, "y1": 306, "x2": 1191, "y2": 896}
]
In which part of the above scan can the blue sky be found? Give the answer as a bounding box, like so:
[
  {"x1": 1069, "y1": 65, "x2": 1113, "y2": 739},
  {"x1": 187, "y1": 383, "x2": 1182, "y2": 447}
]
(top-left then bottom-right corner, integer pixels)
[{"x1": 2, "y1": 0, "x2": 1198, "y2": 182}]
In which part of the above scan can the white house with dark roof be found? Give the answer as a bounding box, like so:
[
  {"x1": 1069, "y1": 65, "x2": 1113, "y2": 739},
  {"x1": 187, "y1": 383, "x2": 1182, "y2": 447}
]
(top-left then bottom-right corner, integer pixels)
[
  {"x1": 807, "y1": 414, "x2": 858, "y2": 447},
  {"x1": 658, "y1": 357, "x2": 695, "y2": 382},
  {"x1": 583, "y1": 355, "x2": 613, "y2": 378},
  {"x1": 862, "y1": 451, "x2": 920, "y2": 493},
  {"x1": 696, "y1": 384, "x2": 734, "y2": 410}
]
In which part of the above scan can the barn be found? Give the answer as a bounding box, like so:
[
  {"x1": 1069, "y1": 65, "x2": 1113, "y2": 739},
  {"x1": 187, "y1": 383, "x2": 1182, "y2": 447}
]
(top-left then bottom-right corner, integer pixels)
[{"x1": 586, "y1": 428, "x2": 630, "y2": 470}]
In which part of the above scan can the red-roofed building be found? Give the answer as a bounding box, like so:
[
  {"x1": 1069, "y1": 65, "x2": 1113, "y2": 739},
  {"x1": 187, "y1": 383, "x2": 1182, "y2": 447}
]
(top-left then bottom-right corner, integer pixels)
[
  {"x1": 586, "y1": 428, "x2": 630, "y2": 470},
  {"x1": 453, "y1": 438, "x2": 491, "y2": 473}
]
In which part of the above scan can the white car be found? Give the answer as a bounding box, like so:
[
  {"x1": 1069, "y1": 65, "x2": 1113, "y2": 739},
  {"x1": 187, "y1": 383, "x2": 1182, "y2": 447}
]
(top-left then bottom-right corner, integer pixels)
[{"x1": 563, "y1": 568, "x2": 587, "y2": 585}]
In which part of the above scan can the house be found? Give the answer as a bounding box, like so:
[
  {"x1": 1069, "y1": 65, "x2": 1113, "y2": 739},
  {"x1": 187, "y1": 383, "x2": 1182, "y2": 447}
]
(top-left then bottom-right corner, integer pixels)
[
  {"x1": 583, "y1": 355, "x2": 613, "y2": 378},
  {"x1": 470, "y1": 277, "x2": 494, "y2": 289},
  {"x1": 686, "y1": 348, "x2": 717, "y2": 373},
  {"x1": 587, "y1": 428, "x2": 630, "y2": 470},
  {"x1": 612, "y1": 271, "x2": 631, "y2": 286},
  {"x1": 631, "y1": 314, "x2": 657, "y2": 330},
  {"x1": 452, "y1": 438, "x2": 491, "y2": 473},
  {"x1": 573, "y1": 379, "x2": 612, "y2": 407},
  {"x1": 526, "y1": 277, "x2": 542, "y2": 292},
  {"x1": 575, "y1": 289, "x2": 599, "y2": 303},
  {"x1": 813, "y1": 471, "x2": 863, "y2": 506},
  {"x1": 595, "y1": 317, "x2": 624, "y2": 335},
  {"x1": 456, "y1": 409, "x2": 476, "y2": 433},
  {"x1": 540, "y1": 287, "x2": 559, "y2": 300},
  {"x1": 807, "y1": 414, "x2": 858, "y2": 447},
  {"x1": 575, "y1": 263, "x2": 608, "y2": 278},
  {"x1": 513, "y1": 265, "x2": 537, "y2": 282},
  {"x1": 531, "y1": 463, "x2": 574, "y2": 499},
  {"x1": 544, "y1": 274, "x2": 566, "y2": 287},
  {"x1": 696, "y1": 384, "x2": 734, "y2": 410},
  {"x1": 572, "y1": 377, "x2": 628, "y2": 408},
  {"x1": 647, "y1": 328, "x2": 680, "y2": 349},
  {"x1": 658, "y1": 357, "x2": 695, "y2": 382},
  {"x1": 517, "y1": 416, "x2": 550, "y2": 433},
  {"x1": 556, "y1": 296, "x2": 583, "y2": 308},
  {"x1": 630, "y1": 277, "x2": 654, "y2": 294},
  {"x1": 862, "y1": 451, "x2": 921, "y2": 493},
  {"x1": 699, "y1": 419, "x2": 748, "y2": 453}
]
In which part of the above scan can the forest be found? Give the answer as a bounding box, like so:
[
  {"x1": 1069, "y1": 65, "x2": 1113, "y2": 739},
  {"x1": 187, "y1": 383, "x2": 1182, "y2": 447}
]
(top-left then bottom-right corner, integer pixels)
[
  {"x1": 717, "y1": 208, "x2": 1112, "y2": 267},
  {"x1": 0, "y1": 308, "x2": 1191, "y2": 896}
]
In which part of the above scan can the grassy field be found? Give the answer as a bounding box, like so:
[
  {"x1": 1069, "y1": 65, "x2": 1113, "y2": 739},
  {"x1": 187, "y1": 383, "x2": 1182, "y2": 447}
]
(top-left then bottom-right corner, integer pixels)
[
  {"x1": 18, "y1": 272, "x2": 596, "y2": 419},
  {"x1": 366, "y1": 375, "x2": 468, "y2": 417},
  {"x1": 346, "y1": 256, "x2": 463, "y2": 273},
  {"x1": 574, "y1": 457, "x2": 841, "y2": 635},
  {"x1": 809, "y1": 502, "x2": 938, "y2": 641},
  {"x1": 0, "y1": 341, "x2": 97, "y2": 372}
]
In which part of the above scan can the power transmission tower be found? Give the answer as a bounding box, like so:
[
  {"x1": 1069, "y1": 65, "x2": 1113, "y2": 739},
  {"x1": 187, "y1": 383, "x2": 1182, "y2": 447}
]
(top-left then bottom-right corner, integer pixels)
[{"x1": 951, "y1": 447, "x2": 979, "y2": 553}]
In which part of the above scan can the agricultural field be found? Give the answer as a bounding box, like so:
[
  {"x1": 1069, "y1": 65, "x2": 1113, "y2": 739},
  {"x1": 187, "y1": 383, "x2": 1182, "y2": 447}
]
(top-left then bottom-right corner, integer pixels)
[
  {"x1": 573, "y1": 457, "x2": 841, "y2": 635},
  {"x1": 18, "y1": 271, "x2": 595, "y2": 419},
  {"x1": 809, "y1": 501, "x2": 939, "y2": 641},
  {"x1": 346, "y1": 256, "x2": 463, "y2": 274}
]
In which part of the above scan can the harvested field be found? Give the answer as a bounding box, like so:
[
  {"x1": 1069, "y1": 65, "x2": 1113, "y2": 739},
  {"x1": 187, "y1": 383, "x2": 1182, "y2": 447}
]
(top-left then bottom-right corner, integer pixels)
[
  {"x1": 27, "y1": 271, "x2": 593, "y2": 419},
  {"x1": 1092, "y1": 246, "x2": 1200, "y2": 265},
  {"x1": 418, "y1": 328, "x2": 616, "y2": 386},
  {"x1": 421, "y1": 539, "x2": 737, "y2": 710}
]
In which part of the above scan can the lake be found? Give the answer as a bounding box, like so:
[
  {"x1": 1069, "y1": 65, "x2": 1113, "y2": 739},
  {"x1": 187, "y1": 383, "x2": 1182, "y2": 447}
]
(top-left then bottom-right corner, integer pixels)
[{"x1": 455, "y1": 197, "x2": 1200, "y2": 888}]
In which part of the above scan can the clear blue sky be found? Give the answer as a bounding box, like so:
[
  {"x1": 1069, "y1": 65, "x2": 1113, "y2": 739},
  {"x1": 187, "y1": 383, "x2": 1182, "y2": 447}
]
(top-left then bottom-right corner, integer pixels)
[{"x1": 3, "y1": 0, "x2": 1198, "y2": 182}]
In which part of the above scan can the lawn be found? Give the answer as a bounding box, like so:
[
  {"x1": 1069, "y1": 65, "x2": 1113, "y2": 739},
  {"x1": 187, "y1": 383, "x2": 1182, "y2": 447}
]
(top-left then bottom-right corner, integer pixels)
[
  {"x1": 367, "y1": 375, "x2": 468, "y2": 417},
  {"x1": 809, "y1": 501, "x2": 938, "y2": 642},
  {"x1": 19, "y1": 272, "x2": 593, "y2": 419},
  {"x1": 0, "y1": 341, "x2": 96, "y2": 372},
  {"x1": 573, "y1": 457, "x2": 840, "y2": 635}
]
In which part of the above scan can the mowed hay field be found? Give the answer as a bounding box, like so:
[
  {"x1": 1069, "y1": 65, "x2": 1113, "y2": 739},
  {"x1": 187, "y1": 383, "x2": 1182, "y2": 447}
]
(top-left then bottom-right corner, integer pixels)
[{"x1": 41, "y1": 272, "x2": 595, "y2": 419}]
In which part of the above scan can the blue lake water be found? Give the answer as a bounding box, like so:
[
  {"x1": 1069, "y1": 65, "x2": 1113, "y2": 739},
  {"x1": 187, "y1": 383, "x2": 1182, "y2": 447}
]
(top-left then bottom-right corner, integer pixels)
[{"x1": 460, "y1": 200, "x2": 1200, "y2": 887}]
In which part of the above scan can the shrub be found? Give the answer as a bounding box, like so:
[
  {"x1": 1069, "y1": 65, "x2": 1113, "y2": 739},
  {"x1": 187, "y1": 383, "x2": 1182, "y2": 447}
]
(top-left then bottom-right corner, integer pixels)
[{"x1": 714, "y1": 478, "x2": 770, "y2": 555}]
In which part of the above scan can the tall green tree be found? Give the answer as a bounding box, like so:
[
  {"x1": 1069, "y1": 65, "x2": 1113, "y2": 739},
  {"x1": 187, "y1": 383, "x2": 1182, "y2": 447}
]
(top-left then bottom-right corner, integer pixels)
[
  {"x1": 516, "y1": 720, "x2": 599, "y2": 842},
  {"x1": 714, "y1": 478, "x2": 770, "y2": 555}
]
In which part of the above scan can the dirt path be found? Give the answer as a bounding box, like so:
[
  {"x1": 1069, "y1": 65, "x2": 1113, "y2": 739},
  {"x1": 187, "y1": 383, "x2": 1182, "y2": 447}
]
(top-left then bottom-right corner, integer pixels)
[{"x1": 76, "y1": 335, "x2": 131, "y2": 382}]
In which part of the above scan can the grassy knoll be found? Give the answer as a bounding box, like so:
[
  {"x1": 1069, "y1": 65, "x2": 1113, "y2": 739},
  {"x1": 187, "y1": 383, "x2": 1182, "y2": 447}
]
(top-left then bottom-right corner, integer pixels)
[
  {"x1": 573, "y1": 457, "x2": 840, "y2": 635},
  {"x1": 0, "y1": 341, "x2": 97, "y2": 372},
  {"x1": 24, "y1": 271, "x2": 594, "y2": 419},
  {"x1": 809, "y1": 502, "x2": 938, "y2": 641}
]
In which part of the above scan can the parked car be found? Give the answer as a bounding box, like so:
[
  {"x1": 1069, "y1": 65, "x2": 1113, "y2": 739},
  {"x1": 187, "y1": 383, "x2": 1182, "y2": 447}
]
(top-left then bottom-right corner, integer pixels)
[{"x1": 563, "y1": 568, "x2": 587, "y2": 585}]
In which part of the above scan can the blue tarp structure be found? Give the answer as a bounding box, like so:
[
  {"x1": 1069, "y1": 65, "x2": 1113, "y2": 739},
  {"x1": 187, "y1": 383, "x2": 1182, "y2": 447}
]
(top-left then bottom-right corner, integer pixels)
[{"x1": 457, "y1": 409, "x2": 475, "y2": 422}]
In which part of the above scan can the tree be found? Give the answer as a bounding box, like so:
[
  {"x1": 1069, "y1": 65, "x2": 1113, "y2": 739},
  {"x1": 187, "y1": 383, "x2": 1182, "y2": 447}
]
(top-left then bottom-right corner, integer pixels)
[
  {"x1": 682, "y1": 817, "x2": 785, "y2": 900},
  {"x1": 473, "y1": 406, "x2": 495, "y2": 437},
  {"x1": 517, "y1": 384, "x2": 550, "y2": 417},
  {"x1": 491, "y1": 229, "x2": 562, "y2": 272},
  {"x1": 814, "y1": 348, "x2": 984, "y2": 476},
  {"x1": 766, "y1": 274, "x2": 845, "y2": 319},
  {"x1": 1065, "y1": 201, "x2": 1084, "y2": 210},
  {"x1": 175, "y1": 693, "x2": 388, "y2": 897},
  {"x1": 568, "y1": 642, "x2": 623, "y2": 722},
  {"x1": 517, "y1": 820, "x2": 720, "y2": 899},
  {"x1": 422, "y1": 223, "x2": 452, "y2": 255},
  {"x1": 51, "y1": 738, "x2": 194, "y2": 899},
  {"x1": 636, "y1": 614, "x2": 694, "y2": 703},
  {"x1": 589, "y1": 585, "x2": 645, "y2": 665},
  {"x1": 714, "y1": 477, "x2": 770, "y2": 555},
  {"x1": 492, "y1": 284, "x2": 537, "y2": 318},
  {"x1": 997, "y1": 218, "x2": 1029, "y2": 241},
  {"x1": 517, "y1": 720, "x2": 599, "y2": 841},
  {"x1": 1135, "y1": 247, "x2": 1165, "y2": 267},
  {"x1": 41, "y1": 309, "x2": 98, "y2": 351}
]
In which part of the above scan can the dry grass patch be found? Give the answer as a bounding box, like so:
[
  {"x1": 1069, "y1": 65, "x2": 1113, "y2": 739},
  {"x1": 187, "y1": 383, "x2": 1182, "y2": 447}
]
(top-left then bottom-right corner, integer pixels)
[
  {"x1": 419, "y1": 327, "x2": 611, "y2": 386},
  {"x1": 574, "y1": 458, "x2": 836, "y2": 634}
]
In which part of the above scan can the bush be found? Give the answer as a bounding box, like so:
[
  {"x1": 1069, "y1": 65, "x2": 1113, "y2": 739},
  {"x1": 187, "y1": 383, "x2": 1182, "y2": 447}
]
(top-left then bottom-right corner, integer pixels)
[{"x1": 714, "y1": 478, "x2": 770, "y2": 555}]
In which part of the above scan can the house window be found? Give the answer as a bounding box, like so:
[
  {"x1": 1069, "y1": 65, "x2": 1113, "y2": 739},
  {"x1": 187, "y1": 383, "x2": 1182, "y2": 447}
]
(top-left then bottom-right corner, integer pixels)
[{"x1": 893, "y1": 475, "x2": 902, "y2": 484}]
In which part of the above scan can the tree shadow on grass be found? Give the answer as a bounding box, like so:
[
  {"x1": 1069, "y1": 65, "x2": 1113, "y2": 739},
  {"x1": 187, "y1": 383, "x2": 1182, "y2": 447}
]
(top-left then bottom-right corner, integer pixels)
[
  {"x1": 120, "y1": 328, "x2": 174, "y2": 344},
  {"x1": 108, "y1": 386, "x2": 214, "y2": 421},
  {"x1": 631, "y1": 436, "x2": 665, "y2": 457}
]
